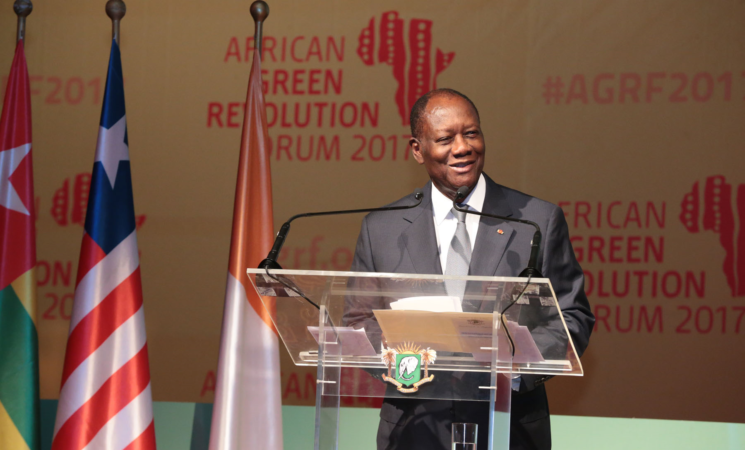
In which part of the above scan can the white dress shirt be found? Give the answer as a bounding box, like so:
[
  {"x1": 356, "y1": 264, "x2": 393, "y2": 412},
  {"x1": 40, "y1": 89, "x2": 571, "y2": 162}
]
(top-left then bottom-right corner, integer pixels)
[
  {"x1": 431, "y1": 175, "x2": 521, "y2": 391},
  {"x1": 431, "y1": 173, "x2": 486, "y2": 271}
]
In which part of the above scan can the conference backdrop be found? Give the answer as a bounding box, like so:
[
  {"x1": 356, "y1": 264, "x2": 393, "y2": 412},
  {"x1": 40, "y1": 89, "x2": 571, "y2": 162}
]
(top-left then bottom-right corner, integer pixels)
[{"x1": 1, "y1": 0, "x2": 743, "y2": 424}]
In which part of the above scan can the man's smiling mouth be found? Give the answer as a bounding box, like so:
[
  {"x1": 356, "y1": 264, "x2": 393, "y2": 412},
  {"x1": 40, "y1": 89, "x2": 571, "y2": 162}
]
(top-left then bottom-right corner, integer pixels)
[{"x1": 450, "y1": 161, "x2": 474, "y2": 169}]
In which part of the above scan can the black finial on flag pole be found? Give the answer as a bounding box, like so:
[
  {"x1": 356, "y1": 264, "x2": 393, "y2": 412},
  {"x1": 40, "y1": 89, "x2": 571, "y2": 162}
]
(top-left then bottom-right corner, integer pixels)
[
  {"x1": 14, "y1": 0, "x2": 33, "y2": 44},
  {"x1": 106, "y1": 0, "x2": 126, "y2": 45},
  {"x1": 250, "y1": 1, "x2": 269, "y2": 59}
]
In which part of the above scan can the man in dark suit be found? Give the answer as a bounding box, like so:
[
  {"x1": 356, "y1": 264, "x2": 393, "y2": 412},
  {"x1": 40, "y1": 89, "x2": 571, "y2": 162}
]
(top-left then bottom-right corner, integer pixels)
[{"x1": 345, "y1": 89, "x2": 594, "y2": 450}]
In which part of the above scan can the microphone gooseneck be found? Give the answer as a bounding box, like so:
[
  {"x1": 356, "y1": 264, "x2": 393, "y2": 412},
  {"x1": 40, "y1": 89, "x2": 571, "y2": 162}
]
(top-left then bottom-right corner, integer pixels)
[{"x1": 259, "y1": 188, "x2": 425, "y2": 270}]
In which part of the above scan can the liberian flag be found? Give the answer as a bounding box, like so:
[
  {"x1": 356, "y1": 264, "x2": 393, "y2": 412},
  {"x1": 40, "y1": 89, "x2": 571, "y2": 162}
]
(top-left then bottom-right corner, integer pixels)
[
  {"x1": 0, "y1": 40, "x2": 41, "y2": 450},
  {"x1": 51, "y1": 40, "x2": 156, "y2": 450},
  {"x1": 208, "y1": 50, "x2": 283, "y2": 449}
]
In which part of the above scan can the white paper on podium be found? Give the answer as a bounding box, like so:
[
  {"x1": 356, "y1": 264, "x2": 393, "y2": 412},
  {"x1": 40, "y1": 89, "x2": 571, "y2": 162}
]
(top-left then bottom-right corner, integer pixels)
[
  {"x1": 307, "y1": 326, "x2": 377, "y2": 356},
  {"x1": 374, "y1": 310, "x2": 544, "y2": 363},
  {"x1": 390, "y1": 296, "x2": 463, "y2": 313}
]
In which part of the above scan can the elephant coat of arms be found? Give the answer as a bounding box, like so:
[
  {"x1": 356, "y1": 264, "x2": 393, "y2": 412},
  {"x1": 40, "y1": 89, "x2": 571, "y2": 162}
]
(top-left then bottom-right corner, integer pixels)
[{"x1": 381, "y1": 342, "x2": 436, "y2": 393}]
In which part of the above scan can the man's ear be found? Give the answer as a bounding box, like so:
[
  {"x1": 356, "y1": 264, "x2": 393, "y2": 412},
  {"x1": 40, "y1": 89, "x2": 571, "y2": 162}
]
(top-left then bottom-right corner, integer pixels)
[{"x1": 410, "y1": 138, "x2": 425, "y2": 164}]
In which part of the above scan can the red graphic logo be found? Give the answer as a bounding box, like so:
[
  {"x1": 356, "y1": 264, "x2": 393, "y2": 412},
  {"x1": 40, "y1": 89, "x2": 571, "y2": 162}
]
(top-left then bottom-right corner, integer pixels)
[
  {"x1": 51, "y1": 173, "x2": 146, "y2": 229},
  {"x1": 51, "y1": 173, "x2": 90, "y2": 226},
  {"x1": 357, "y1": 11, "x2": 455, "y2": 126},
  {"x1": 680, "y1": 175, "x2": 745, "y2": 296}
]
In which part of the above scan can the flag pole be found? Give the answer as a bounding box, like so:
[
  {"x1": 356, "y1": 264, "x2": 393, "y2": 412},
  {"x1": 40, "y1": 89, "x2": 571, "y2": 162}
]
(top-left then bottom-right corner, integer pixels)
[
  {"x1": 105, "y1": 0, "x2": 126, "y2": 45},
  {"x1": 13, "y1": 0, "x2": 32, "y2": 44},
  {"x1": 250, "y1": 1, "x2": 269, "y2": 58}
]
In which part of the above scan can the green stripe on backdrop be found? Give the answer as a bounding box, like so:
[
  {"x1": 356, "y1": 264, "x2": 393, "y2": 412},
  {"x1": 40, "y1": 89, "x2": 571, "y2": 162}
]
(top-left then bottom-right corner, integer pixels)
[
  {"x1": 153, "y1": 402, "x2": 196, "y2": 448},
  {"x1": 39, "y1": 399, "x2": 55, "y2": 450},
  {"x1": 190, "y1": 403, "x2": 213, "y2": 450},
  {"x1": 38, "y1": 400, "x2": 745, "y2": 449},
  {"x1": 552, "y1": 415, "x2": 745, "y2": 450},
  {"x1": 0, "y1": 284, "x2": 40, "y2": 450}
]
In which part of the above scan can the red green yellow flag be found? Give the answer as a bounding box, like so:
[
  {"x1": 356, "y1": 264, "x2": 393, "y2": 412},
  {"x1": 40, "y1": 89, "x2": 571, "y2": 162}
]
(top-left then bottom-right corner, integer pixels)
[{"x1": 0, "y1": 40, "x2": 40, "y2": 450}]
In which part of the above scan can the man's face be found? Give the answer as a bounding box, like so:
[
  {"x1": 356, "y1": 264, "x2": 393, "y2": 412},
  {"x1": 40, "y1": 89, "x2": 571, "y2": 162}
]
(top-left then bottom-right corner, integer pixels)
[{"x1": 411, "y1": 95, "x2": 485, "y2": 200}]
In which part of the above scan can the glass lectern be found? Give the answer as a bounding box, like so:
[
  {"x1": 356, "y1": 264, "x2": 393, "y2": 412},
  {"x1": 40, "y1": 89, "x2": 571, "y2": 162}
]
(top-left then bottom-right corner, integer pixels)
[{"x1": 246, "y1": 269, "x2": 584, "y2": 450}]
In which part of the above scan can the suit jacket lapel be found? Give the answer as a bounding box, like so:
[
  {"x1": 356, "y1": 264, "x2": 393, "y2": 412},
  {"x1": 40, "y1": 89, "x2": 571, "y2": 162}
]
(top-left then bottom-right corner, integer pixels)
[
  {"x1": 400, "y1": 178, "x2": 515, "y2": 277},
  {"x1": 402, "y1": 182, "x2": 442, "y2": 275},
  {"x1": 469, "y1": 176, "x2": 515, "y2": 277}
]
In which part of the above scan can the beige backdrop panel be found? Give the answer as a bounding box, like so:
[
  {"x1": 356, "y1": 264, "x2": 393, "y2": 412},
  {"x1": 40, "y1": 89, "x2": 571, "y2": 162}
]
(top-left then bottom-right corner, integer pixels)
[{"x1": 1, "y1": 0, "x2": 743, "y2": 423}]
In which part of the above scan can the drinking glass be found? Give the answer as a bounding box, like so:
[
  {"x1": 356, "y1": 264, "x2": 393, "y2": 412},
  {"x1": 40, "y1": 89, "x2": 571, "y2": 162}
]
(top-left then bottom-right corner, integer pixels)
[{"x1": 452, "y1": 422, "x2": 478, "y2": 450}]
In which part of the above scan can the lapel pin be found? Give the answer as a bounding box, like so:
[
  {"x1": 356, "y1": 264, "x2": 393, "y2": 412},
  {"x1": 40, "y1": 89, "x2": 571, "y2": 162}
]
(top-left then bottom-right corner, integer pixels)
[{"x1": 498, "y1": 229, "x2": 504, "y2": 235}]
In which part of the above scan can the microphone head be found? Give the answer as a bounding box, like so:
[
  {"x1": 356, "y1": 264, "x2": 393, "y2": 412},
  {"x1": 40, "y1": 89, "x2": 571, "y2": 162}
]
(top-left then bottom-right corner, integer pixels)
[
  {"x1": 413, "y1": 188, "x2": 424, "y2": 201},
  {"x1": 455, "y1": 186, "x2": 470, "y2": 202}
]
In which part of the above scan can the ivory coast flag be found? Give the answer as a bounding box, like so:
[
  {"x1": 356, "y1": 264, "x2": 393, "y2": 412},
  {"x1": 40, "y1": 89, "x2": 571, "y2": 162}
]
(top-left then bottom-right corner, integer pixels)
[
  {"x1": 0, "y1": 41, "x2": 40, "y2": 450},
  {"x1": 208, "y1": 49, "x2": 283, "y2": 449}
]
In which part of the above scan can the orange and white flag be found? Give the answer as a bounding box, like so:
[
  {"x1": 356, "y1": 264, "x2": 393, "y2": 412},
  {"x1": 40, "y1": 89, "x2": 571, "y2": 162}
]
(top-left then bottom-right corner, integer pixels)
[{"x1": 208, "y1": 49, "x2": 283, "y2": 449}]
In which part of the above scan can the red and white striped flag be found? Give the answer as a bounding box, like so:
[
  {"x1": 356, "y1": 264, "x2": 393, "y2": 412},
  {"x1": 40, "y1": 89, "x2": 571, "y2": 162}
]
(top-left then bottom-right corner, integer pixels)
[
  {"x1": 51, "y1": 40, "x2": 156, "y2": 450},
  {"x1": 208, "y1": 49, "x2": 283, "y2": 448}
]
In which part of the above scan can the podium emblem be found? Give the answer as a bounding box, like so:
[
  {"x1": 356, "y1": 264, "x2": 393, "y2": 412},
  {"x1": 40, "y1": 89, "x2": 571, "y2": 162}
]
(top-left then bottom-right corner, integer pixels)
[
  {"x1": 381, "y1": 343, "x2": 436, "y2": 393},
  {"x1": 396, "y1": 353, "x2": 421, "y2": 386}
]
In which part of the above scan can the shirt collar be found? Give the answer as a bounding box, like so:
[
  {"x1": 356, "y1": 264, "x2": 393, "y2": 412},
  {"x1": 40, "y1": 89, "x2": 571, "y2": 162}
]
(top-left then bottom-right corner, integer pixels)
[{"x1": 431, "y1": 173, "x2": 486, "y2": 225}]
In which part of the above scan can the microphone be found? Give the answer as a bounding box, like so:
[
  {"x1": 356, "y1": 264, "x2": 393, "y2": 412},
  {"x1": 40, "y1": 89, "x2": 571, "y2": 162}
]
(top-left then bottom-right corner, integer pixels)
[
  {"x1": 259, "y1": 188, "x2": 425, "y2": 269},
  {"x1": 454, "y1": 186, "x2": 543, "y2": 278}
]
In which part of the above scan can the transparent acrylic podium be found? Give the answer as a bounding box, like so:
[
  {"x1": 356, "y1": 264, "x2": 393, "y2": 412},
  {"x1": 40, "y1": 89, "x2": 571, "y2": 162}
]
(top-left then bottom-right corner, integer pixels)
[{"x1": 246, "y1": 269, "x2": 584, "y2": 450}]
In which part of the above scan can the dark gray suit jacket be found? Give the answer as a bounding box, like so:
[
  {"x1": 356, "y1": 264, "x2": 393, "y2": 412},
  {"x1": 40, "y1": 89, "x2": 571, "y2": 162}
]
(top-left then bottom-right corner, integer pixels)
[{"x1": 346, "y1": 174, "x2": 594, "y2": 450}]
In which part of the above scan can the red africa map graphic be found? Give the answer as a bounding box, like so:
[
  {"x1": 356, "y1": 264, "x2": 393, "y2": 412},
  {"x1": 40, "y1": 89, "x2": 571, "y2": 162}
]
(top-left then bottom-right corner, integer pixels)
[
  {"x1": 357, "y1": 11, "x2": 455, "y2": 126},
  {"x1": 680, "y1": 175, "x2": 745, "y2": 296},
  {"x1": 51, "y1": 173, "x2": 145, "y2": 229}
]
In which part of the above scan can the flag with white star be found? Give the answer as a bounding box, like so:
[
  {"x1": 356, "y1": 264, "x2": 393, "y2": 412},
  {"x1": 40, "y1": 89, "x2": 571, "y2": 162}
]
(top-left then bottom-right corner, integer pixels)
[
  {"x1": 52, "y1": 40, "x2": 156, "y2": 450},
  {"x1": 0, "y1": 39, "x2": 40, "y2": 450}
]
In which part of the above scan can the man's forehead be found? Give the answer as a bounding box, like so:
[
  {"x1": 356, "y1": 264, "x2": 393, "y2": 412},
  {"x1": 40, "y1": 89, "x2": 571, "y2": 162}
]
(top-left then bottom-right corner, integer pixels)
[{"x1": 422, "y1": 96, "x2": 479, "y2": 128}]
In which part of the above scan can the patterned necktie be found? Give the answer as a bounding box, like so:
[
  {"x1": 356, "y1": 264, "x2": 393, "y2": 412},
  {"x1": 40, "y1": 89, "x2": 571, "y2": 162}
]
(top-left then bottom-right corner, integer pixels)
[{"x1": 445, "y1": 206, "x2": 472, "y2": 298}]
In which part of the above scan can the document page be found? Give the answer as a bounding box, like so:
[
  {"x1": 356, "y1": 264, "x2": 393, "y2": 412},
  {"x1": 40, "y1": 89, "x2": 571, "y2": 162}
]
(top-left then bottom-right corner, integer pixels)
[
  {"x1": 373, "y1": 310, "x2": 544, "y2": 363},
  {"x1": 389, "y1": 296, "x2": 463, "y2": 312}
]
